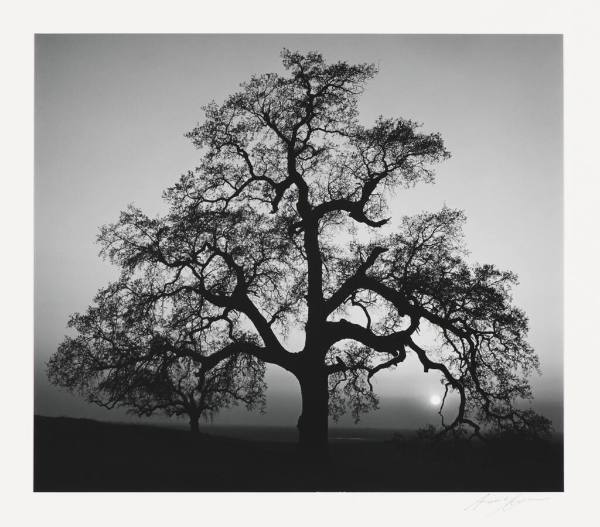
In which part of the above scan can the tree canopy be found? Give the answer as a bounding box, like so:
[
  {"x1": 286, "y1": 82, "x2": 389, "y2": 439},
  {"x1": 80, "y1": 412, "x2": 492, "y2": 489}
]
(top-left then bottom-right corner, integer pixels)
[
  {"x1": 49, "y1": 49, "x2": 550, "y2": 455},
  {"x1": 48, "y1": 278, "x2": 266, "y2": 432}
]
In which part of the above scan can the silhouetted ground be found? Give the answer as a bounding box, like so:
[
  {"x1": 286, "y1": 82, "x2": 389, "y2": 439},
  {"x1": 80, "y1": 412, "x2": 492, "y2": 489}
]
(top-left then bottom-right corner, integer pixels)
[{"x1": 34, "y1": 415, "x2": 563, "y2": 492}]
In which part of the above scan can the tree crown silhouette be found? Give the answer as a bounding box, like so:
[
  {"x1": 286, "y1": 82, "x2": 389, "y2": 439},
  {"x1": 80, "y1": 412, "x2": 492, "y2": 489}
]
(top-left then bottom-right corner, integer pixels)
[
  {"x1": 50, "y1": 49, "x2": 550, "y2": 454},
  {"x1": 48, "y1": 280, "x2": 266, "y2": 433}
]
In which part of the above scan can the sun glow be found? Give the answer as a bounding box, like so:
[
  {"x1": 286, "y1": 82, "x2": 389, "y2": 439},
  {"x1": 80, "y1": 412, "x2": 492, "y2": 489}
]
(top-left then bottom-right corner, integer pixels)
[{"x1": 429, "y1": 395, "x2": 442, "y2": 406}]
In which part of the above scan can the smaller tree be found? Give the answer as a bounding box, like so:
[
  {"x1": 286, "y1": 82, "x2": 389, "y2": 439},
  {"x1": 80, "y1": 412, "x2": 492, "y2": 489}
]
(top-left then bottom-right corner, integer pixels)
[
  {"x1": 114, "y1": 353, "x2": 265, "y2": 434},
  {"x1": 47, "y1": 277, "x2": 266, "y2": 433}
]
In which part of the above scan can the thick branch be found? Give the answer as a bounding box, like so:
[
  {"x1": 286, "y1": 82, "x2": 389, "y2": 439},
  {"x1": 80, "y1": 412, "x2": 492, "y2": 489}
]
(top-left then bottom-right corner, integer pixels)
[
  {"x1": 324, "y1": 247, "x2": 388, "y2": 316},
  {"x1": 325, "y1": 319, "x2": 412, "y2": 358}
]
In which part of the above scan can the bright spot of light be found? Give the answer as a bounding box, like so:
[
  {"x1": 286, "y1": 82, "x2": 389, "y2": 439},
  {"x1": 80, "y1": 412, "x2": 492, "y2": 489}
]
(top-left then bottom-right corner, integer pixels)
[{"x1": 429, "y1": 395, "x2": 442, "y2": 406}]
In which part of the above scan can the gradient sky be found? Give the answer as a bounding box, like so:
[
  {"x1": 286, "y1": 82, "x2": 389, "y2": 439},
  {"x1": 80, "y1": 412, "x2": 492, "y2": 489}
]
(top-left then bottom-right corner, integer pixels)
[{"x1": 35, "y1": 34, "x2": 562, "y2": 430}]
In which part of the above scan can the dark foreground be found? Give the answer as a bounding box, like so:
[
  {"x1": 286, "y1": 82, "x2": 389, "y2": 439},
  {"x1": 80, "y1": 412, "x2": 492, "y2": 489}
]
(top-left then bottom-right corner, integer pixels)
[{"x1": 34, "y1": 416, "x2": 563, "y2": 492}]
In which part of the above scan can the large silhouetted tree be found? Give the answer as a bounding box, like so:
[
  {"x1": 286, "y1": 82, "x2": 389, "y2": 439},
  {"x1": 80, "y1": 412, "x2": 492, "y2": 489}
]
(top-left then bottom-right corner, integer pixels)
[{"x1": 52, "y1": 49, "x2": 550, "y2": 457}]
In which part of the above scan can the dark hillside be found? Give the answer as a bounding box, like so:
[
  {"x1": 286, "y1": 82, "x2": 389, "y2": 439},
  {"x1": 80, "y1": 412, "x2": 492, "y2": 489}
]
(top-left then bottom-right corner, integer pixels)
[{"x1": 34, "y1": 416, "x2": 563, "y2": 492}]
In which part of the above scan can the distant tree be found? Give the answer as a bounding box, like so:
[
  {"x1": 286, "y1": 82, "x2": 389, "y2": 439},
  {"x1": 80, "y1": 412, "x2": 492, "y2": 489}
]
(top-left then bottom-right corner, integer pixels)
[
  {"x1": 53, "y1": 49, "x2": 550, "y2": 458},
  {"x1": 47, "y1": 279, "x2": 266, "y2": 433},
  {"x1": 125, "y1": 353, "x2": 266, "y2": 434}
]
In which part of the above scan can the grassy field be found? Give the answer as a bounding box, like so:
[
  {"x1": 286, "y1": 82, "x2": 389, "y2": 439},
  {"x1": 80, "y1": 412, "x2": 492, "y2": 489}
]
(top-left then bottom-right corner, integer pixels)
[{"x1": 34, "y1": 415, "x2": 563, "y2": 492}]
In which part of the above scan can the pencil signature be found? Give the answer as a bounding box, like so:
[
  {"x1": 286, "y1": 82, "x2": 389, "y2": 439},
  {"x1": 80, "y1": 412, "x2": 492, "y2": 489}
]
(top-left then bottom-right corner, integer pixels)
[{"x1": 464, "y1": 493, "x2": 550, "y2": 514}]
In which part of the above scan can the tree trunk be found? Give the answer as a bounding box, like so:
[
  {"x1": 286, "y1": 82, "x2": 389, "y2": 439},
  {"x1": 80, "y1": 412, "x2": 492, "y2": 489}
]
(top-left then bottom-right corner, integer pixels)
[
  {"x1": 296, "y1": 369, "x2": 330, "y2": 460},
  {"x1": 189, "y1": 414, "x2": 200, "y2": 435}
]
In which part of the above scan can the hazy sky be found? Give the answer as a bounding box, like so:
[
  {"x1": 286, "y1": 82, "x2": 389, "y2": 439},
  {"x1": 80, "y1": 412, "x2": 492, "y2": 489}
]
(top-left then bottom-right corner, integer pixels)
[{"x1": 35, "y1": 34, "x2": 562, "y2": 430}]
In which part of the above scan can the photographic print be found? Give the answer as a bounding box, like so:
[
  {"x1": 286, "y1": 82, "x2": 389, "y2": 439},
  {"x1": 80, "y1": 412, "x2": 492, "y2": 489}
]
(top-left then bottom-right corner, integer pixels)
[{"x1": 34, "y1": 34, "x2": 563, "y2": 492}]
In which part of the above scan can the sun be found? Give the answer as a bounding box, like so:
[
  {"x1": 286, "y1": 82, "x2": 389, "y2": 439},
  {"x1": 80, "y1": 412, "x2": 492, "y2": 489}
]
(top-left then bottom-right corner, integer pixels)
[{"x1": 429, "y1": 395, "x2": 442, "y2": 406}]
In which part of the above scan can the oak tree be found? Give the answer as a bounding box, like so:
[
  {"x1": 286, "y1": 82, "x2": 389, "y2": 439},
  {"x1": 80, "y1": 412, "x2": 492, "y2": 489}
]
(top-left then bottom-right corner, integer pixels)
[
  {"x1": 48, "y1": 278, "x2": 266, "y2": 433},
  {"x1": 52, "y1": 49, "x2": 550, "y2": 457}
]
